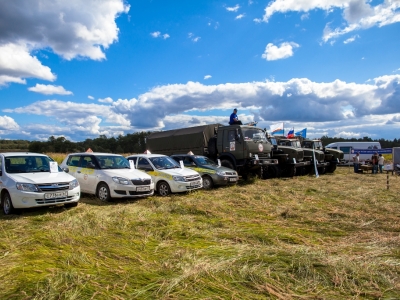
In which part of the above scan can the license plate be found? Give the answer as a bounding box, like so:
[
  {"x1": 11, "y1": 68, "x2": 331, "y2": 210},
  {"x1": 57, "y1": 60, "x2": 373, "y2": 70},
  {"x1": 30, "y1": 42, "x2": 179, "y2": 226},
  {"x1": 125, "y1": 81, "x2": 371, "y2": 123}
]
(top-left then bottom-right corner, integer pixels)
[
  {"x1": 229, "y1": 177, "x2": 237, "y2": 182},
  {"x1": 190, "y1": 180, "x2": 201, "y2": 186},
  {"x1": 45, "y1": 191, "x2": 68, "y2": 199},
  {"x1": 136, "y1": 186, "x2": 150, "y2": 192}
]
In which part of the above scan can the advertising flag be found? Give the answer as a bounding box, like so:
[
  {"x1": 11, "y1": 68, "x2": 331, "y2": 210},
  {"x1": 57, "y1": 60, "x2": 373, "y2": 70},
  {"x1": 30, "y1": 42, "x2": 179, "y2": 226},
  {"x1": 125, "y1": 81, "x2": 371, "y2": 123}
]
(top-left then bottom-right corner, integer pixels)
[
  {"x1": 295, "y1": 128, "x2": 307, "y2": 138},
  {"x1": 269, "y1": 122, "x2": 284, "y2": 135},
  {"x1": 287, "y1": 128, "x2": 294, "y2": 138}
]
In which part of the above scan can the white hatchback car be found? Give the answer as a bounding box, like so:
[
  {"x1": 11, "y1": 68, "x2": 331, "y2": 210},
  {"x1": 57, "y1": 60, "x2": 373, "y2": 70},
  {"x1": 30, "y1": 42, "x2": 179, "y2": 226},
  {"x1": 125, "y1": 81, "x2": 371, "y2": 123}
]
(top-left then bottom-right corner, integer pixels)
[
  {"x1": 60, "y1": 152, "x2": 154, "y2": 202},
  {"x1": 126, "y1": 154, "x2": 203, "y2": 196},
  {"x1": 0, "y1": 152, "x2": 81, "y2": 215}
]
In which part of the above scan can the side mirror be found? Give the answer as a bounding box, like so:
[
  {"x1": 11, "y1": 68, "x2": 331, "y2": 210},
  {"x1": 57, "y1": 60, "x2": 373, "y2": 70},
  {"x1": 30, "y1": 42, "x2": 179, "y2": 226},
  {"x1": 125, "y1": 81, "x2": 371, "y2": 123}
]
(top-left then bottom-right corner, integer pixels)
[{"x1": 62, "y1": 167, "x2": 70, "y2": 173}]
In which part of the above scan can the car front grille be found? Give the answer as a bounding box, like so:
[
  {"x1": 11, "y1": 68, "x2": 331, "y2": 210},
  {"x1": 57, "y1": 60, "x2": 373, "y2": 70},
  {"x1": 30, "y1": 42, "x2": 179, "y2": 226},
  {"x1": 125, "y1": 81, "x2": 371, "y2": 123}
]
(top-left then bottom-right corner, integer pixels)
[
  {"x1": 37, "y1": 182, "x2": 70, "y2": 192},
  {"x1": 225, "y1": 171, "x2": 237, "y2": 176},
  {"x1": 131, "y1": 179, "x2": 152, "y2": 185},
  {"x1": 184, "y1": 175, "x2": 201, "y2": 182},
  {"x1": 36, "y1": 196, "x2": 75, "y2": 205}
]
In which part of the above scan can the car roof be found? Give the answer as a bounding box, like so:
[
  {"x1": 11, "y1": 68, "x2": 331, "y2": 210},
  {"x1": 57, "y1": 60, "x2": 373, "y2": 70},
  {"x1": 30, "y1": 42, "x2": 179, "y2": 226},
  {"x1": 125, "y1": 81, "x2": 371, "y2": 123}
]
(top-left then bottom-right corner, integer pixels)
[
  {"x1": 126, "y1": 154, "x2": 167, "y2": 158},
  {"x1": 1, "y1": 152, "x2": 48, "y2": 157},
  {"x1": 67, "y1": 152, "x2": 123, "y2": 156}
]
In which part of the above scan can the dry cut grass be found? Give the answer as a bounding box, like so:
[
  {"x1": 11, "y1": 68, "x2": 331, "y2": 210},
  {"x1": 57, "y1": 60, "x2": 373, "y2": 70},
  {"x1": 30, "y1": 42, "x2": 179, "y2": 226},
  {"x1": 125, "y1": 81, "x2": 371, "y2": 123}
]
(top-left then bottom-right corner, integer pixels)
[{"x1": 0, "y1": 167, "x2": 399, "y2": 299}]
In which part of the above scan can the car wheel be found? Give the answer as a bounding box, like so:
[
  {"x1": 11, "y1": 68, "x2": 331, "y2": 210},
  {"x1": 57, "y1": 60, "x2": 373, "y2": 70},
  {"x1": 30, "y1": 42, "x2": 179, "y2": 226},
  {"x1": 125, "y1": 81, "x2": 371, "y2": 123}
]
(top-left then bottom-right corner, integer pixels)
[
  {"x1": 97, "y1": 183, "x2": 111, "y2": 202},
  {"x1": 64, "y1": 202, "x2": 79, "y2": 208},
  {"x1": 2, "y1": 192, "x2": 15, "y2": 215},
  {"x1": 157, "y1": 181, "x2": 171, "y2": 196},
  {"x1": 202, "y1": 175, "x2": 214, "y2": 189}
]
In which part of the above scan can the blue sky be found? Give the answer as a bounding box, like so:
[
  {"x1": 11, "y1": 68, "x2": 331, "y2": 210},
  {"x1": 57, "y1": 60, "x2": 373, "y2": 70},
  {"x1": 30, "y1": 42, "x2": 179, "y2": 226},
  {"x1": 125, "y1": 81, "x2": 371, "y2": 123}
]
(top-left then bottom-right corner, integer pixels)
[{"x1": 0, "y1": 0, "x2": 399, "y2": 142}]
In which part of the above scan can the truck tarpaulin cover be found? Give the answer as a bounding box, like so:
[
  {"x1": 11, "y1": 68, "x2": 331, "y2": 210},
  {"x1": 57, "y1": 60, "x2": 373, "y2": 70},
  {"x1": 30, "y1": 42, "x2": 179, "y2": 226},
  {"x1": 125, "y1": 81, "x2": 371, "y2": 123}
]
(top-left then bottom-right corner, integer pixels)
[{"x1": 146, "y1": 124, "x2": 221, "y2": 155}]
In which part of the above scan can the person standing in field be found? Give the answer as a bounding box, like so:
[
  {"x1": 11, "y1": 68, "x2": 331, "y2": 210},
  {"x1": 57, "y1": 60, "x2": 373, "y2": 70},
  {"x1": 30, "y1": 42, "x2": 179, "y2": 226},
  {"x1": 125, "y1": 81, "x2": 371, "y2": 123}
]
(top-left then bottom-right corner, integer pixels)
[
  {"x1": 371, "y1": 152, "x2": 379, "y2": 174},
  {"x1": 378, "y1": 153, "x2": 384, "y2": 173},
  {"x1": 352, "y1": 152, "x2": 360, "y2": 173}
]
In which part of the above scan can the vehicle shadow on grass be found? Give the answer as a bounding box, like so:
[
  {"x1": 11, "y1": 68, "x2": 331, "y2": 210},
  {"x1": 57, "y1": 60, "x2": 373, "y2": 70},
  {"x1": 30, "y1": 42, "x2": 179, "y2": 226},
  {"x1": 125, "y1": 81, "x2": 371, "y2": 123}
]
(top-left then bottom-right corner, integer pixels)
[{"x1": 0, "y1": 204, "x2": 78, "y2": 219}]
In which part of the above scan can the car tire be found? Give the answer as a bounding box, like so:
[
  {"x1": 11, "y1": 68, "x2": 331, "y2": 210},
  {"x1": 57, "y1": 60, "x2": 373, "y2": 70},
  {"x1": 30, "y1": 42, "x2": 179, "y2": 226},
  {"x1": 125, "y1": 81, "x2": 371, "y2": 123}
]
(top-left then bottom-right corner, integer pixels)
[
  {"x1": 157, "y1": 181, "x2": 171, "y2": 196},
  {"x1": 2, "y1": 192, "x2": 16, "y2": 215},
  {"x1": 64, "y1": 202, "x2": 79, "y2": 208},
  {"x1": 97, "y1": 183, "x2": 111, "y2": 202},
  {"x1": 202, "y1": 175, "x2": 214, "y2": 189}
]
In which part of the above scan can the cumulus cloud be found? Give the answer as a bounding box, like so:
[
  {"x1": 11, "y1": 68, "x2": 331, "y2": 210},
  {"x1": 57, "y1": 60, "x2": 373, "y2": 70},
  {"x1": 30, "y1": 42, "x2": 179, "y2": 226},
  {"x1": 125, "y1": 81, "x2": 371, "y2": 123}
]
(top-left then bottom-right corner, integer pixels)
[
  {"x1": 98, "y1": 97, "x2": 114, "y2": 103},
  {"x1": 262, "y1": 42, "x2": 300, "y2": 61},
  {"x1": 151, "y1": 31, "x2": 170, "y2": 39},
  {"x1": 204, "y1": 75, "x2": 212, "y2": 80},
  {"x1": 343, "y1": 35, "x2": 359, "y2": 44},
  {"x1": 28, "y1": 84, "x2": 73, "y2": 95},
  {"x1": 0, "y1": 0, "x2": 129, "y2": 85},
  {"x1": 260, "y1": 0, "x2": 400, "y2": 42},
  {"x1": 0, "y1": 116, "x2": 20, "y2": 130},
  {"x1": 4, "y1": 75, "x2": 400, "y2": 140},
  {"x1": 226, "y1": 5, "x2": 240, "y2": 12},
  {"x1": 188, "y1": 33, "x2": 201, "y2": 42},
  {"x1": 88, "y1": 95, "x2": 95, "y2": 100},
  {"x1": 235, "y1": 14, "x2": 245, "y2": 20}
]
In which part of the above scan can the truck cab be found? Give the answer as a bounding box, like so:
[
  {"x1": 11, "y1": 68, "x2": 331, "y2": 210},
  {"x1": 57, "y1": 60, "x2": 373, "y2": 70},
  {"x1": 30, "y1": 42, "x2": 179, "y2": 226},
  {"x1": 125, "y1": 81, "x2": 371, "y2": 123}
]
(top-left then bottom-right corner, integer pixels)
[{"x1": 302, "y1": 139, "x2": 344, "y2": 173}]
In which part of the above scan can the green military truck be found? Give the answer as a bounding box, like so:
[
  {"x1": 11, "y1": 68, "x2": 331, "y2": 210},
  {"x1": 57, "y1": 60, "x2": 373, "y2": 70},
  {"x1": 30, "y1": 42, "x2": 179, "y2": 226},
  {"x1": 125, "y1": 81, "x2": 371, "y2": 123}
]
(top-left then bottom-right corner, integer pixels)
[
  {"x1": 273, "y1": 136, "x2": 329, "y2": 174},
  {"x1": 300, "y1": 138, "x2": 344, "y2": 173},
  {"x1": 146, "y1": 124, "x2": 278, "y2": 179},
  {"x1": 268, "y1": 136, "x2": 310, "y2": 177}
]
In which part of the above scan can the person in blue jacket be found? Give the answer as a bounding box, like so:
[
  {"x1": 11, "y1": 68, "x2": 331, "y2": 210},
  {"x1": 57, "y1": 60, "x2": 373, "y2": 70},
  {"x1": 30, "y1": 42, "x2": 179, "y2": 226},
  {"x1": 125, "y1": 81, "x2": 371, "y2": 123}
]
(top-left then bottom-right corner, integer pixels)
[{"x1": 229, "y1": 108, "x2": 242, "y2": 125}]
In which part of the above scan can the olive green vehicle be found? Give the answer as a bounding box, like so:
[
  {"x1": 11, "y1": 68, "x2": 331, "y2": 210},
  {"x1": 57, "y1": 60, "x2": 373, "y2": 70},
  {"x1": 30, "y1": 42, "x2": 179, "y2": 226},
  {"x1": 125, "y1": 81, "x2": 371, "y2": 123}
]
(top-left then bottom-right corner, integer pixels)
[
  {"x1": 273, "y1": 136, "x2": 329, "y2": 174},
  {"x1": 146, "y1": 124, "x2": 279, "y2": 179},
  {"x1": 301, "y1": 138, "x2": 344, "y2": 173},
  {"x1": 268, "y1": 136, "x2": 310, "y2": 177},
  {"x1": 170, "y1": 154, "x2": 239, "y2": 189}
]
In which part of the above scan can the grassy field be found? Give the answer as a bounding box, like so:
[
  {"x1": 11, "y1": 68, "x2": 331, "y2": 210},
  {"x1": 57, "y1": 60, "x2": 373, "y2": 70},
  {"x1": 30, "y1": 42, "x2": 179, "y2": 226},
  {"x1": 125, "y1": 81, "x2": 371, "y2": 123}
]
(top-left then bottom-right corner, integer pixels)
[{"x1": 0, "y1": 167, "x2": 399, "y2": 299}]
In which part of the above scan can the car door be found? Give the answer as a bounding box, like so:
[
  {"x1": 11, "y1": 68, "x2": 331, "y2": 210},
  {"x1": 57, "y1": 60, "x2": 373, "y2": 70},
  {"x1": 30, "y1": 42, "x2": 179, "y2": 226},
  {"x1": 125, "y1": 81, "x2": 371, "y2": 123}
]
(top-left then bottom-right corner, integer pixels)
[
  {"x1": 76, "y1": 155, "x2": 98, "y2": 194},
  {"x1": 136, "y1": 157, "x2": 156, "y2": 183}
]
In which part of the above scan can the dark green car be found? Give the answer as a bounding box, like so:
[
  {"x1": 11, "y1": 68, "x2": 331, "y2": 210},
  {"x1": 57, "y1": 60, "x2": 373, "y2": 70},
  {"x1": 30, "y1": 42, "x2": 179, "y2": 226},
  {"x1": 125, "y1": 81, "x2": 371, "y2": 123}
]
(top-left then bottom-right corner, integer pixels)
[{"x1": 170, "y1": 154, "x2": 238, "y2": 189}]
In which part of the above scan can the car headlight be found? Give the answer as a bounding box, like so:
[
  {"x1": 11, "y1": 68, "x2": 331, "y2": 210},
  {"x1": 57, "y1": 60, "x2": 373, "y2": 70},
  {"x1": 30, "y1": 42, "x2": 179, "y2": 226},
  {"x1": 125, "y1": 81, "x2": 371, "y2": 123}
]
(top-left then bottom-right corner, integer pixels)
[
  {"x1": 16, "y1": 183, "x2": 40, "y2": 192},
  {"x1": 112, "y1": 177, "x2": 131, "y2": 185},
  {"x1": 69, "y1": 179, "x2": 80, "y2": 190},
  {"x1": 216, "y1": 171, "x2": 226, "y2": 176},
  {"x1": 172, "y1": 175, "x2": 186, "y2": 182}
]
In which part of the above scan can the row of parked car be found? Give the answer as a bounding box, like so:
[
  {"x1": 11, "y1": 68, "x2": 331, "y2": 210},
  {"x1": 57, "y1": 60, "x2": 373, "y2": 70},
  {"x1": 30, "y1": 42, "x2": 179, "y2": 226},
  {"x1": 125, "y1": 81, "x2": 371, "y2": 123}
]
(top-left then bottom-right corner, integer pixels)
[{"x1": 0, "y1": 151, "x2": 239, "y2": 215}]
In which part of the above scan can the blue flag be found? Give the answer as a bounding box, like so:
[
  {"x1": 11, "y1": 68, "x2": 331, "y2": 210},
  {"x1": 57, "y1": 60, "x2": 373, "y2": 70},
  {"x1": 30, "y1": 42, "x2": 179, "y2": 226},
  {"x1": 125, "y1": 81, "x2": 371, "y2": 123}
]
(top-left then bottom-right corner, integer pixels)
[{"x1": 295, "y1": 128, "x2": 307, "y2": 138}]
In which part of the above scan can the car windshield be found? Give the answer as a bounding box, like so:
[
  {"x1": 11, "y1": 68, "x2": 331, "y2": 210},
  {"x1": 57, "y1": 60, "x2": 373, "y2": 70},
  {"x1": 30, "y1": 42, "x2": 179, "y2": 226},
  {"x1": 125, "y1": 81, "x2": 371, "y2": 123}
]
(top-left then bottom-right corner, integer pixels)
[
  {"x1": 5, "y1": 155, "x2": 58, "y2": 173},
  {"x1": 194, "y1": 156, "x2": 217, "y2": 166},
  {"x1": 95, "y1": 155, "x2": 130, "y2": 169},
  {"x1": 242, "y1": 128, "x2": 267, "y2": 142},
  {"x1": 149, "y1": 156, "x2": 180, "y2": 170}
]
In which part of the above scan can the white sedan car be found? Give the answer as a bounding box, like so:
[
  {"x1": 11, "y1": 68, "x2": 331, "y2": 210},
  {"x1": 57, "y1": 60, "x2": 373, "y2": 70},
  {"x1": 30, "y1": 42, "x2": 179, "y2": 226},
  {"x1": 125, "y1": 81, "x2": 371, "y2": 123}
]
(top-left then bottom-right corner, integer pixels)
[
  {"x1": 60, "y1": 152, "x2": 154, "y2": 202},
  {"x1": 126, "y1": 154, "x2": 202, "y2": 196},
  {"x1": 0, "y1": 152, "x2": 81, "y2": 215}
]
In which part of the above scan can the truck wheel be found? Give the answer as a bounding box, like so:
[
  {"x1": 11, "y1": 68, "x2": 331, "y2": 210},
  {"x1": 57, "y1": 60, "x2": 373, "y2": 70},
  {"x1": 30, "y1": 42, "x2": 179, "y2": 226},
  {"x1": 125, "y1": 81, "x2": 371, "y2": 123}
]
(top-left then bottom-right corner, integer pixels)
[
  {"x1": 287, "y1": 166, "x2": 296, "y2": 177},
  {"x1": 318, "y1": 167, "x2": 326, "y2": 175},
  {"x1": 157, "y1": 181, "x2": 171, "y2": 196},
  {"x1": 2, "y1": 192, "x2": 16, "y2": 215},
  {"x1": 263, "y1": 165, "x2": 278, "y2": 179},
  {"x1": 221, "y1": 159, "x2": 234, "y2": 170},
  {"x1": 326, "y1": 164, "x2": 336, "y2": 173},
  {"x1": 97, "y1": 183, "x2": 111, "y2": 202},
  {"x1": 202, "y1": 176, "x2": 214, "y2": 189}
]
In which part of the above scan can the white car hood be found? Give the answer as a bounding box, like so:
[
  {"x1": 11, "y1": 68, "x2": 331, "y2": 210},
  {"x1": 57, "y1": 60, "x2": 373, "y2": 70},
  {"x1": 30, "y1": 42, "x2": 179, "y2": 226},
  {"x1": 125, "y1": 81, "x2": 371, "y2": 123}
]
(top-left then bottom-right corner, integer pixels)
[
  {"x1": 8, "y1": 172, "x2": 75, "y2": 184},
  {"x1": 156, "y1": 167, "x2": 199, "y2": 176},
  {"x1": 101, "y1": 169, "x2": 151, "y2": 179}
]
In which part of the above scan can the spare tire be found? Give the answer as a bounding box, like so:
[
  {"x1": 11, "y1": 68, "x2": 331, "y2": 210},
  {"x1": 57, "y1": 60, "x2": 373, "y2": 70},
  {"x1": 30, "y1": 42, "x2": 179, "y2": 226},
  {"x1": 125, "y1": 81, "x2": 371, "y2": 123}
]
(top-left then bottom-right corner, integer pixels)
[{"x1": 208, "y1": 137, "x2": 217, "y2": 157}]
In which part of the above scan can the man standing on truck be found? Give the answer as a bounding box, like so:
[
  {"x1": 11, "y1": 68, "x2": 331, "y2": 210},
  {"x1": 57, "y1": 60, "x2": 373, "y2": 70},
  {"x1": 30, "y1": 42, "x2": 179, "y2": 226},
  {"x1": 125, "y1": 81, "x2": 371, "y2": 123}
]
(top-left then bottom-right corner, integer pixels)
[{"x1": 229, "y1": 108, "x2": 242, "y2": 125}]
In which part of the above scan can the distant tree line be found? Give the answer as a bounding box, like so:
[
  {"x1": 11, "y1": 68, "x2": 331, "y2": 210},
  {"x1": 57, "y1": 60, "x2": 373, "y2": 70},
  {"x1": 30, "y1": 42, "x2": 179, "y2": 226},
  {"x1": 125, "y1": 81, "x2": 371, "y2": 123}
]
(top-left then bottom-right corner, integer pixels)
[{"x1": 1, "y1": 132, "x2": 399, "y2": 154}]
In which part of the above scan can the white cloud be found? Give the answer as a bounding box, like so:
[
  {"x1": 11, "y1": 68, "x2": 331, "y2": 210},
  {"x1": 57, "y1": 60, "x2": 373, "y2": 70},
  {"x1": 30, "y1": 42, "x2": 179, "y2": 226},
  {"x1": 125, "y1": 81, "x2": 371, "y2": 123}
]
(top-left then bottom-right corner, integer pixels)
[
  {"x1": 28, "y1": 84, "x2": 73, "y2": 95},
  {"x1": 151, "y1": 31, "x2": 170, "y2": 39},
  {"x1": 204, "y1": 75, "x2": 212, "y2": 80},
  {"x1": 98, "y1": 97, "x2": 114, "y2": 103},
  {"x1": 0, "y1": 43, "x2": 56, "y2": 86},
  {"x1": 226, "y1": 5, "x2": 240, "y2": 12},
  {"x1": 236, "y1": 14, "x2": 245, "y2": 20},
  {"x1": 188, "y1": 33, "x2": 201, "y2": 42},
  {"x1": 260, "y1": 0, "x2": 400, "y2": 42},
  {"x1": 4, "y1": 75, "x2": 400, "y2": 140},
  {"x1": 88, "y1": 95, "x2": 95, "y2": 100},
  {"x1": 343, "y1": 35, "x2": 359, "y2": 44},
  {"x1": 262, "y1": 42, "x2": 300, "y2": 61},
  {"x1": 0, "y1": 116, "x2": 20, "y2": 130},
  {"x1": 0, "y1": 0, "x2": 129, "y2": 86}
]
